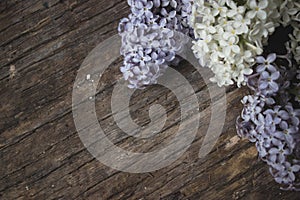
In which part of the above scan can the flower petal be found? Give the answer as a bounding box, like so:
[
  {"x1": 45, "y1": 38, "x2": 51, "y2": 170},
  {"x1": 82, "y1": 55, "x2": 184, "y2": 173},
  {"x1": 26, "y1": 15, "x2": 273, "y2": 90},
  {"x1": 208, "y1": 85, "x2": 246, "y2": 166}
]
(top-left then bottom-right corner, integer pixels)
[
  {"x1": 258, "y1": 0, "x2": 268, "y2": 9},
  {"x1": 267, "y1": 53, "x2": 276, "y2": 63},
  {"x1": 259, "y1": 81, "x2": 268, "y2": 89},
  {"x1": 256, "y1": 56, "x2": 265, "y2": 64},
  {"x1": 256, "y1": 64, "x2": 266, "y2": 73},
  {"x1": 257, "y1": 10, "x2": 267, "y2": 20},
  {"x1": 269, "y1": 82, "x2": 279, "y2": 91},
  {"x1": 271, "y1": 71, "x2": 280, "y2": 80},
  {"x1": 291, "y1": 165, "x2": 300, "y2": 172}
]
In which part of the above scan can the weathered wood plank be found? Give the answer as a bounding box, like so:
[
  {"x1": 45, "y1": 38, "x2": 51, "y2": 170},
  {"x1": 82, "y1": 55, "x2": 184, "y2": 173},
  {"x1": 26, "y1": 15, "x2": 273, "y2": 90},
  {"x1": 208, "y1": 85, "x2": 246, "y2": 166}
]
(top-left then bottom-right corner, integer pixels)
[{"x1": 1, "y1": 0, "x2": 299, "y2": 199}]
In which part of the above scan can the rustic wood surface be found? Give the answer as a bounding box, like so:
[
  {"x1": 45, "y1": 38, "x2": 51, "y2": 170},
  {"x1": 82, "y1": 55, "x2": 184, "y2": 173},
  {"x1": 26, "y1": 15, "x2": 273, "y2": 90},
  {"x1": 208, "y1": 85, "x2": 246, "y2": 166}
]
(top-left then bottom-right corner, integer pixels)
[{"x1": 0, "y1": 0, "x2": 299, "y2": 199}]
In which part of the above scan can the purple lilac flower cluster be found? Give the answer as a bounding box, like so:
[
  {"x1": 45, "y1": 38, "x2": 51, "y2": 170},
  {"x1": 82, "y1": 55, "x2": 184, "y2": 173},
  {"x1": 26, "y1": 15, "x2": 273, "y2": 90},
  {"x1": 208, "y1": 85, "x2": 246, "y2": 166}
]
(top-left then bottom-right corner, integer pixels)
[
  {"x1": 236, "y1": 52, "x2": 300, "y2": 190},
  {"x1": 118, "y1": 0, "x2": 194, "y2": 88}
]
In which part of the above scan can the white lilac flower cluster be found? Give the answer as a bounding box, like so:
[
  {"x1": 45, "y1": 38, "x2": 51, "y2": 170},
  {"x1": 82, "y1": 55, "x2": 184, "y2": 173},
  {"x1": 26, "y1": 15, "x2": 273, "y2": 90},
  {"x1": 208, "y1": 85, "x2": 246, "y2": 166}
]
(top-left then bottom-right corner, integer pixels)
[
  {"x1": 236, "y1": 52, "x2": 300, "y2": 190},
  {"x1": 190, "y1": 0, "x2": 297, "y2": 87},
  {"x1": 281, "y1": 1, "x2": 300, "y2": 64},
  {"x1": 280, "y1": 0, "x2": 300, "y2": 27},
  {"x1": 118, "y1": 0, "x2": 193, "y2": 88},
  {"x1": 290, "y1": 28, "x2": 300, "y2": 64}
]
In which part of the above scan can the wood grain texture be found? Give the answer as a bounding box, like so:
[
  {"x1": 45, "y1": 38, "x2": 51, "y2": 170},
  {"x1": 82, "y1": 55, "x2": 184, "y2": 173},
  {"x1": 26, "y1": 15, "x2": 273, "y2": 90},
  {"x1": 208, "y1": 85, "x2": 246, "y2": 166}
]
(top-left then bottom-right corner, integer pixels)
[{"x1": 0, "y1": 0, "x2": 299, "y2": 199}]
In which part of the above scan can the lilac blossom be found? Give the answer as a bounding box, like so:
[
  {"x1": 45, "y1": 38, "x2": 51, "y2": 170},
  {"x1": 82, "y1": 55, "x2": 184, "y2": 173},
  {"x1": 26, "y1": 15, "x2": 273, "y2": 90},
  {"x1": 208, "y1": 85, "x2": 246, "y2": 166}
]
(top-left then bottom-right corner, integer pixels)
[
  {"x1": 236, "y1": 52, "x2": 300, "y2": 190},
  {"x1": 258, "y1": 71, "x2": 280, "y2": 96},
  {"x1": 119, "y1": 0, "x2": 194, "y2": 89},
  {"x1": 268, "y1": 142, "x2": 291, "y2": 164},
  {"x1": 131, "y1": 0, "x2": 154, "y2": 18},
  {"x1": 256, "y1": 53, "x2": 277, "y2": 73}
]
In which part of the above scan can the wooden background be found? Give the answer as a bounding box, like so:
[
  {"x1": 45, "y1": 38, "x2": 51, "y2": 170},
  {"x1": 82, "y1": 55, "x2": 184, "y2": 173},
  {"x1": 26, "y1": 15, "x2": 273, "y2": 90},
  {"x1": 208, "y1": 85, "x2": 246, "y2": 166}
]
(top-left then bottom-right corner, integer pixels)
[{"x1": 0, "y1": 0, "x2": 299, "y2": 199}]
